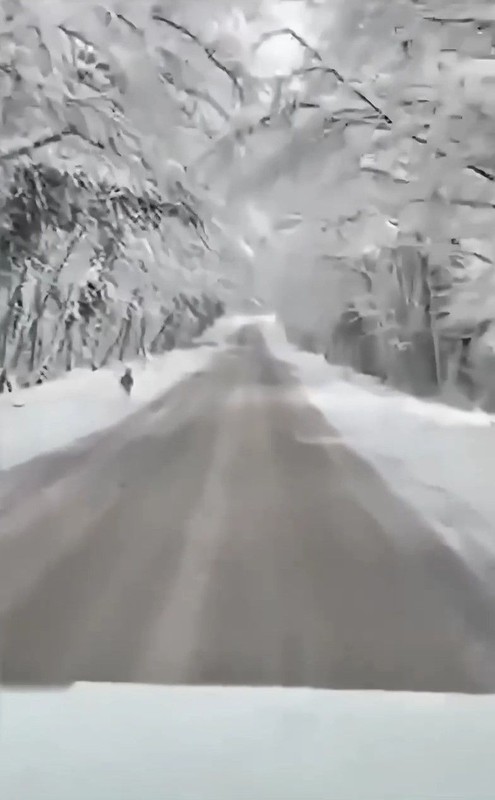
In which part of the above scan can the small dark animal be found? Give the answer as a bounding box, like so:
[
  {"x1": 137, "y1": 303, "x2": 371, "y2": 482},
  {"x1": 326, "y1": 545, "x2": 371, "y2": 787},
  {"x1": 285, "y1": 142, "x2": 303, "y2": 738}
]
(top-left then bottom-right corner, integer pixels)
[{"x1": 120, "y1": 367, "x2": 134, "y2": 395}]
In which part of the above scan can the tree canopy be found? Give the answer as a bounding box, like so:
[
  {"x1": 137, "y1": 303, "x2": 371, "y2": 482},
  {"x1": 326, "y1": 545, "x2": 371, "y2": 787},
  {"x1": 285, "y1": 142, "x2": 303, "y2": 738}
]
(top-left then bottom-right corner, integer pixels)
[{"x1": 1, "y1": 1, "x2": 495, "y2": 402}]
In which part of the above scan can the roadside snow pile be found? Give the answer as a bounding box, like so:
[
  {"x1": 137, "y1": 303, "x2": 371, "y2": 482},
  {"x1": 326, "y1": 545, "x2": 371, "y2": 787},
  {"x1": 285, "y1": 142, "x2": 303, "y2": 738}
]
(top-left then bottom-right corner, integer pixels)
[
  {"x1": 0, "y1": 317, "x2": 239, "y2": 472},
  {"x1": 261, "y1": 318, "x2": 495, "y2": 551},
  {"x1": 2, "y1": 684, "x2": 495, "y2": 800}
]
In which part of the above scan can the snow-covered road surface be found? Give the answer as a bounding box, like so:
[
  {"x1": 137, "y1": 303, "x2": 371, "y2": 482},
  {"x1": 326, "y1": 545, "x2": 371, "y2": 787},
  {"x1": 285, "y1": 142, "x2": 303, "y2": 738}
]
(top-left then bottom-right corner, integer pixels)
[
  {"x1": 0, "y1": 315, "x2": 246, "y2": 472},
  {"x1": 2, "y1": 325, "x2": 495, "y2": 691}
]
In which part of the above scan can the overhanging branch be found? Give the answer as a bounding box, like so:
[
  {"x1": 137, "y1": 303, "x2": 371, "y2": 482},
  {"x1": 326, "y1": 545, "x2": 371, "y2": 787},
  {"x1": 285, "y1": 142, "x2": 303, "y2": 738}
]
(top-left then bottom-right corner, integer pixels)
[
  {"x1": 152, "y1": 14, "x2": 244, "y2": 101},
  {"x1": 0, "y1": 132, "x2": 66, "y2": 163},
  {"x1": 262, "y1": 27, "x2": 495, "y2": 183},
  {"x1": 0, "y1": 126, "x2": 106, "y2": 163},
  {"x1": 256, "y1": 28, "x2": 322, "y2": 63},
  {"x1": 294, "y1": 65, "x2": 391, "y2": 123}
]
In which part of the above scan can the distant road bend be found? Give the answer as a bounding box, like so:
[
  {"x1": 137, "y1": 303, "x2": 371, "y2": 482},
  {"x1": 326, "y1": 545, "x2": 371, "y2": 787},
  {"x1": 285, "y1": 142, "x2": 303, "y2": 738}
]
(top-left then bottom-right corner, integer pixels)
[{"x1": 1, "y1": 325, "x2": 495, "y2": 692}]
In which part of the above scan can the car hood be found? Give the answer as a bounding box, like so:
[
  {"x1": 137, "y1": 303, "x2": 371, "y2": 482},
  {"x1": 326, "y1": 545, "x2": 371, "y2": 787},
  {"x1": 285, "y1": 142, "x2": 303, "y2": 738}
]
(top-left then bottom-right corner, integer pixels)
[{"x1": 1, "y1": 683, "x2": 495, "y2": 799}]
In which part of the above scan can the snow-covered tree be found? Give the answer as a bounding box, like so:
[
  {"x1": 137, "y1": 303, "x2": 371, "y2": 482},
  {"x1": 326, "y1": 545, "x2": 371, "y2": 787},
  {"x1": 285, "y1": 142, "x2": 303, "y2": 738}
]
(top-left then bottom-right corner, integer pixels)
[
  {"x1": 220, "y1": 0, "x2": 495, "y2": 403},
  {"x1": 0, "y1": 0, "x2": 248, "y2": 385},
  {"x1": 3, "y1": 0, "x2": 495, "y2": 406}
]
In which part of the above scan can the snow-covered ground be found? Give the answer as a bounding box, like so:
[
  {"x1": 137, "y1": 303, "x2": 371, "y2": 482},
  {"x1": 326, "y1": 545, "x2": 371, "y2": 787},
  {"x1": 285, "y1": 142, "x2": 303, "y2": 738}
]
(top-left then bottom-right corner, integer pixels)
[
  {"x1": 0, "y1": 316, "x2": 244, "y2": 472},
  {"x1": 4, "y1": 311, "x2": 495, "y2": 558},
  {"x1": 2, "y1": 683, "x2": 495, "y2": 800},
  {"x1": 261, "y1": 317, "x2": 495, "y2": 555}
]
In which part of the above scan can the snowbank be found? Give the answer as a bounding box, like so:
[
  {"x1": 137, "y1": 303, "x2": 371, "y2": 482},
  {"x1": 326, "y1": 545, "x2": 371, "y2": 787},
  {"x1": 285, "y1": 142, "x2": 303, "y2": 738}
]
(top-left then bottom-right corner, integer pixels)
[
  {"x1": 2, "y1": 683, "x2": 495, "y2": 800},
  {"x1": 261, "y1": 318, "x2": 495, "y2": 553},
  {"x1": 0, "y1": 316, "x2": 241, "y2": 472}
]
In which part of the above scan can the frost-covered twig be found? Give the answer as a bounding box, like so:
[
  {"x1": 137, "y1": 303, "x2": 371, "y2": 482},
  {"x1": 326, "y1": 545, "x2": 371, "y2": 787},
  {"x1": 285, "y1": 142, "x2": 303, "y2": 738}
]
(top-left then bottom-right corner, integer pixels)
[{"x1": 152, "y1": 14, "x2": 244, "y2": 101}]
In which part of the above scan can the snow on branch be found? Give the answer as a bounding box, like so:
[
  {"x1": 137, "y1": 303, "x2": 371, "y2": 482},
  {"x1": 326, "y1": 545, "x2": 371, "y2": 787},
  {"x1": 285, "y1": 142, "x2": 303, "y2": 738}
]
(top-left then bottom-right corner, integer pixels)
[
  {"x1": 262, "y1": 22, "x2": 495, "y2": 186},
  {"x1": 151, "y1": 13, "x2": 244, "y2": 101},
  {"x1": 256, "y1": 27, "x2": 322, "y2": 63},
  {"x1": 0, "y1": 126, "x2": 110, "y2": 163}
]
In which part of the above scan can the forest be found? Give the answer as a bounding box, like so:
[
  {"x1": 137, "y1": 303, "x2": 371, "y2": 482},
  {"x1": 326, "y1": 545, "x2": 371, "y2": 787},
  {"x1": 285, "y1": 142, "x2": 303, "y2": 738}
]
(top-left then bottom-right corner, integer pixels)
[{"x1": 1, "y1": 0, "x2": 495, "y2": 408}]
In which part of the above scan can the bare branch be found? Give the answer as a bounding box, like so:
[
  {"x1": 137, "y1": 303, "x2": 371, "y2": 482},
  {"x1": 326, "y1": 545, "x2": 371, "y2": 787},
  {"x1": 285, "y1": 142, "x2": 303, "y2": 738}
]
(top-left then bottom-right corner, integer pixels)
[
  {"x1": 185, "y1": 88, "x2": 229, "y2": 121},
  {"x1": 293, "y1": 66, "x2": 392, "y2": 123},
  {"x1": 0, "y1": 132, "x2": 66, "y2": 162},
  {"x1": 59, "y1": 24, "x2": 94, "y2": 49},
  {"x1": 411, "y1": 132, "x2": 495, "y2": 182},
  {"x1": 256, "y1": 25, "x2": 386, "y2": 121},
  {"x1": 423, "y1": 17, "x2": 478, "y2": 25},
  {"x1": 256, "y1": 28, "x2": 322, "y2": 63},
  {"x1": 264, "y1": 26, "x2": 495, "y2": 184},
  {"x1": 152, "y1": 14, "x2": 244, "y2": 101},
  {"x1": 0, "y1": 126, "x2": 107, "y2": 163},
  {"x1": 294, "y1": 69, "x2": 495, "y2": 183},
  {"x1": 115, "y1": 13, "x2": 139, "y2": 32}
]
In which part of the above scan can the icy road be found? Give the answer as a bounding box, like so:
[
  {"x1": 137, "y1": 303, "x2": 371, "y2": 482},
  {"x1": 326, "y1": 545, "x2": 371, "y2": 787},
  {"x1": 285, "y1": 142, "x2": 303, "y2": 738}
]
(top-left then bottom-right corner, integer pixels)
[{"x1": 1, "y1": 326, "x2": 495, "y2": 692}]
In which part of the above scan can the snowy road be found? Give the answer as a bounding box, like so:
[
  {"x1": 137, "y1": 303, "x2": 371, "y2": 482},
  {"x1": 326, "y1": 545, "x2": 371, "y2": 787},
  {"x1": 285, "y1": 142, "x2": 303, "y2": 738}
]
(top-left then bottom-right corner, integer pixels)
[{"x1": 2, "y1": 326, "x2": 495, "y2": 691}]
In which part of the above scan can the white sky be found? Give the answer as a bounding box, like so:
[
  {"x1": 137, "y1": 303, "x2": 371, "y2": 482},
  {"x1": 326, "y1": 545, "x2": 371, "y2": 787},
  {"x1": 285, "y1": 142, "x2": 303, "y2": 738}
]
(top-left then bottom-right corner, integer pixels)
[{"x1": 254, "y1": 1, "x2": 312, "y2": 74}]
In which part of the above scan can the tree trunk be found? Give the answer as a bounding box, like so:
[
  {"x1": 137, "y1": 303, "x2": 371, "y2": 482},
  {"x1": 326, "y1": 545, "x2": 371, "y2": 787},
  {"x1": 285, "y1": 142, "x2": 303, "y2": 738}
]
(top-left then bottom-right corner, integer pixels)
[
  {"x1": 118, "y1": 309, "x2": 132, "y2": 361},
  {"x1": 100, "y1": 315, "x2": 128, "y2": 368}
]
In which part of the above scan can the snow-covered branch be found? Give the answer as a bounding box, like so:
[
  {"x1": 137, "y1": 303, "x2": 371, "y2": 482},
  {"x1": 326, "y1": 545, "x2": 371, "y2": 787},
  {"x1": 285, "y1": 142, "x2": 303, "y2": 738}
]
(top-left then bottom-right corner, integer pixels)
[{"x1": 152, "y1": 13, "x2": 244, "y2": 101}]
